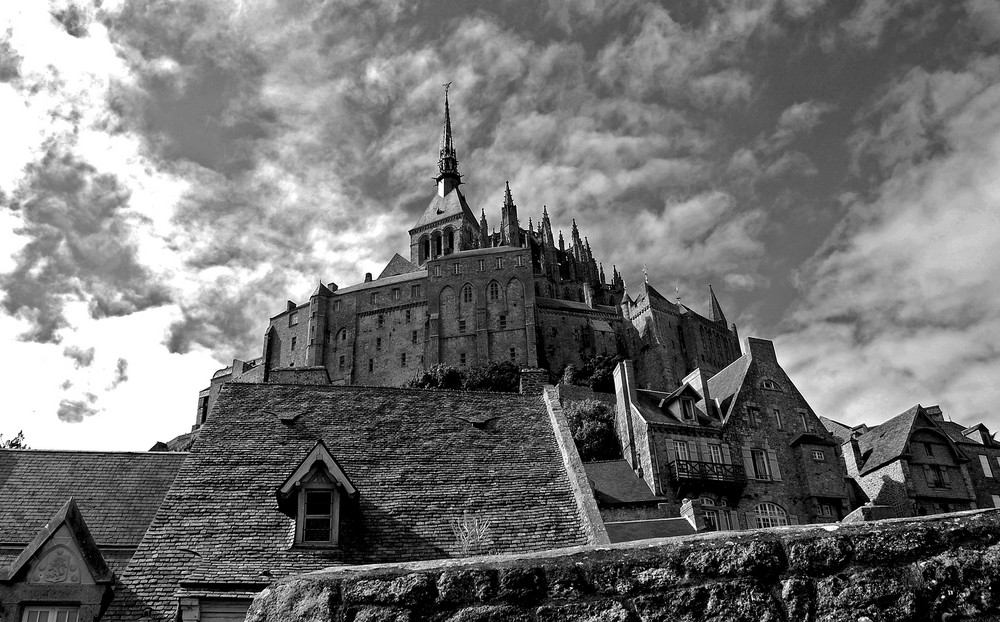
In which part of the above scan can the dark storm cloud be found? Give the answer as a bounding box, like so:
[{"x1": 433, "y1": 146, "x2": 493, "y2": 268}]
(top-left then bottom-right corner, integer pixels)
[
  {"x1": 0, "y1": 148, "x2": 169, "y2": 343},
  {"x1": 63, "y1": 345, "x2": 95, "y2": 368},
  {"x1": 57, "y1": 392, "x2": 99, "y2": 423}
]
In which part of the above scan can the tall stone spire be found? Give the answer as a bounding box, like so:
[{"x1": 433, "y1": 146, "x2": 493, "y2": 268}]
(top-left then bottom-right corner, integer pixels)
[
  {"x1": 541, "y1": 205, "x2": 554, "y2": 245},
  {"x1": 500, "y1": 181, "x2": 520, "y2": 247},
  {"x1": 479, "y1": 209, "x2": 490, "y2": 248},
  {"x1": 435, "y1": 83, "x2": 461, "y2": 196},
  {"x1": 709, "y1": 285, "x2": 728, "y2": 325}
]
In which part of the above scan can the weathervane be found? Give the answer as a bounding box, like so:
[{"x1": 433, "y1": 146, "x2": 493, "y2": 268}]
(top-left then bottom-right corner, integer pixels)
[
  {"x1": 643, "y1": 264, "x2": 648, "y2": 284},
  {"x1": 443, "y1": 81, "x2": 452, "y2": 94}
]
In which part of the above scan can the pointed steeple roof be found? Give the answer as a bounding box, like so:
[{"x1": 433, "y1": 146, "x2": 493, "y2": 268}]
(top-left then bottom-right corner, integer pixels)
[
  {"x1": 709, "y1": 284, "x2": 727, "y2": 325},
  {"x1": 504, "y1": 180, "x2": 514, "y2": 207},
  {"x1": 437, "y1": 82, "x2": 460, "y2": 181}
]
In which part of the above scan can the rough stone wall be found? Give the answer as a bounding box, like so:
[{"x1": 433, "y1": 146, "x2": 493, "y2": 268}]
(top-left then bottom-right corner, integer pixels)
[
  {"x1": 536, "y1": 308, "x2": 620, "y2": 374},
  {"x1": 248, "y1": 509, "x2": 1000, "y2": 622},
  {"x1": 854, "y1": 460, "x2": 915, "y2": 518}
]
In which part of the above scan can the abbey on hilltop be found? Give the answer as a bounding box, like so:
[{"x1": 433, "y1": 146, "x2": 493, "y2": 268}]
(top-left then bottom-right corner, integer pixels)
[{"x1": 194, "y1": 89, "x2": 741, "y2": 426}]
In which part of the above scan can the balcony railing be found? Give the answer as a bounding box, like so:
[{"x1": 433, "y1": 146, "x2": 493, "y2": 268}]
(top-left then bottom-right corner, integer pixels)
[{"x1": 668, "y1": 459, "x2": 746, "y2": 484}]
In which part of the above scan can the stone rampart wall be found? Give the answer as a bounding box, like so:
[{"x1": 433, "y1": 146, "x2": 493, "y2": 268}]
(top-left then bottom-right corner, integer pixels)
[{"x1": 247, "y1": 509, "x2": 1000, "y2": 622}]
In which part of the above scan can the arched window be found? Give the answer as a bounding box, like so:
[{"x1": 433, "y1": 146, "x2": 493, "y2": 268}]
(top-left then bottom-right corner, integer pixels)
[
  {"x1": 489, "y1": 281, "x2": 500, "y2": 301},
  {"x1": 444, "y1": 228, "x2": 455, "y2": 255},
  {"x1": 338, "y1": 328, "x2": 348, "y2": 342},
  {"x1": 462, "y1": 284, "x2": 474, "y2": 304},
  {"x1": 753, "y1": 502, "x2": 788, "y2": 528},
  {"x1": 419, "y1": 236, "x2": 430, "y2": 262}
]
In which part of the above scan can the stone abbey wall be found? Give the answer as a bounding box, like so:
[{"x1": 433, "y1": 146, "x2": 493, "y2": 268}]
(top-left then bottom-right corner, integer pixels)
[{"x1": 247, "y1": 509, "x2": 1000, "y2": 622}]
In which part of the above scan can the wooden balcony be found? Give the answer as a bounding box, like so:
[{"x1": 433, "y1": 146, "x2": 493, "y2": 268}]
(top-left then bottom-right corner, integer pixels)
[{"x1": 666, "y1": 459, "x2": 746, "y2": 488}]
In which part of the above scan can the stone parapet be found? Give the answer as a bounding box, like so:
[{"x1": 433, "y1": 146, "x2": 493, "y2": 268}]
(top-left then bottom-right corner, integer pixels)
[{"x1": 247, "y1": 509, "x2": 1000, "y2": 622}]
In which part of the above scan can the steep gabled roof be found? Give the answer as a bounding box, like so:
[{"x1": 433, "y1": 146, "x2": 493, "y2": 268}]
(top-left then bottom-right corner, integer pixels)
[
  {"x1": 856, "y1": 405, "x2": 967, "y2": 475},
  {"x1": 410, "y1": 187, "x2": 478, "y2": 231},
  {"x1": 702, "y1": 354, "x2": 752, "y2": 421},
  {"x1": 378, "y1": 253, "x2": 418, "y2": 279},
  {"x1": 1, "y1": 498, "x2": 112, "y2": 584},
  {"x1": 104, "y1": 384, "x2": 591, "y2": 621}
]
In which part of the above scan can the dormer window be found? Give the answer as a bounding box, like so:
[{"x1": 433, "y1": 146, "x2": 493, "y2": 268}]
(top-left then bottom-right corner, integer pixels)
[
  {"x1": 681, "y1": 399, "x2": 695, "y2": 421},
  {"x1": 761, "y1": 379, "x2": 781, "y2": 391},
  {"x1": 277, "y1": 441, "x2": 357, "y2": 548}
]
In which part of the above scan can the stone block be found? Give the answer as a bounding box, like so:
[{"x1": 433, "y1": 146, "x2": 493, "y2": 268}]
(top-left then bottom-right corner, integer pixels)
[
  {"x1": 497, "y1": 566, "x2": 546, "y2": 603},
  {"x1": 343, "y1": 573, "x2": 434, "y2": 606},
  {"x1": 682, "y1": 539, "x2": 785, "y2": 580},
  {"x1": 348, "y1": 606, "x2": 411, "y2": 622},
  {"x1": 787, "y1": 535, "x2": 853, "y2": 576},
  {"x1": 852, "y1": 526, "x2": 940, "y2": 565},
  {"x1": 814, "y1": 567, "x2": 918, "y2": 621},
  {"x1": 436, "y1": 569, "x2": 496, "y2": 605},
  {"x1": 780, "y1": 577, "x2": 813, "y2": 622},
  {"x1": 545, "y1": 564, "x2": 592, "y2": 598},
  {"x1": 443, "y1": 605, "x2": 532, "y2": 622},
  {"x1": 536, "y1": 600, "x2": 636, "y2": 622},
  {"x1": 631, "y1": 580, "x2": 782, "y2": 622}
]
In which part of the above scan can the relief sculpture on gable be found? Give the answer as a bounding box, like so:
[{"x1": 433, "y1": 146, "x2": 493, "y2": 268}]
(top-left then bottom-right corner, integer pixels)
[{"x1": 28, "y1": 545, "x2": 82, "y2": 584}]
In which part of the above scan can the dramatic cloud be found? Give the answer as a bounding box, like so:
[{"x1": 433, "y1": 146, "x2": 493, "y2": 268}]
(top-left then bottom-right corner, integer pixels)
[
  {"x1": 63, "y1": 345, "x2": 95, "y2": 368},
  {"x1": 57, "y1": 392, "x2": 99, "y2": 423},
  {"x1": 109, "y1": 357, "x2": 128, "y2": 388}
]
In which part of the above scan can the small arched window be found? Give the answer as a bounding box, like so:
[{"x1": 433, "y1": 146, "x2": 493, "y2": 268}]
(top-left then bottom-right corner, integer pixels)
[
  {"x1": 462, "y1": 284, "x2": 474, "y2": 304},
  {"x1": 753, "y1": 502, "x2": 788, "y2": 528},
  {"x1": 489, "y1": 282, "x2": 500, "y2": 300}
]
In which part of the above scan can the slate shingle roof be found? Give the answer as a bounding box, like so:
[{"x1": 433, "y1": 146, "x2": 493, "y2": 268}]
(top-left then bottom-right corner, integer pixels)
[
  {"x1": 703, "y1": 354, "x2": 752, "y2": 420},
  {"x1": 584, "y1": 460, "x2": 660, "y2": 505},
  {"x1": 0, "y1": 450, "x2": 186, "y2": 548},
  {"x1": 856, "y1": 405, "x2": 968, "y2": 475},
  {"x1": 411, "y1": 187, "x2": 478, "y2": 230},
  {"x1": 105, "y1": 383, "x2": 590, "y2": 622}
]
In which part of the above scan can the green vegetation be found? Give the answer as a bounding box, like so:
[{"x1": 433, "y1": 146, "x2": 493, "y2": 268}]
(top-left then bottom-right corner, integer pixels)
[
  {"x1": 564, "y1": 399, "x2": 619, "y2": 462},
  {"x1": 561, "y1": 354, "x2": 622, "y2": 394},
  {"x1": 405, "y1": 361, "x2": 521, "y2": 392},
  {"x1": 0, "y1": 430, "x2": 28, "y2": 449}
]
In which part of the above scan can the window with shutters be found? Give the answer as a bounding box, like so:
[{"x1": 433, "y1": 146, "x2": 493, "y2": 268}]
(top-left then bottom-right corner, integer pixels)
[
  {"x1": 708, "y1": 444, "x2": 723, "y2": 464},
  {"x1": 980, "y1": 454, "x2": 994, "y2": 478},
  {"x1": 926, "y1": 465, "x2": 948, "y2": 488},
  {"x1": 674, "y1": 440, "x2": 690, "y2": 461},
  {"x1": 747, "y1": 407, "x2": 761, "y2": 427},
  {"x1": 753, "y1": 502, "x2": 788, "y2": 528},
  {"x1": 750, "y1": 449, "x2": 770, "y2": 480}
]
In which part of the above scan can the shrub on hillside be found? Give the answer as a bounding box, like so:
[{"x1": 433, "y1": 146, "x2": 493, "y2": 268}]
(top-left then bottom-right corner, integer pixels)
[
  {"x1": 563, "y1": 399, "x2": 619, "y2": 462},
  {"x1": 404, "y1": 361, "x2": 520, "y2": 393}
]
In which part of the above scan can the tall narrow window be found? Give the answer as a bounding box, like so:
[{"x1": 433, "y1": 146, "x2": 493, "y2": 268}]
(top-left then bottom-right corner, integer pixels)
[
  {"x1": 339, "y1": 355, "x2": 345, "y2": 370},
  {"x1": 400, "y1": 353, "x2": 406, "y2": 367},
  {"x1": 289, "y1": 311, "x2": 299, "y2": 326},
  {"x1": 459, "y1": 353, "x2": 466, "y2": 365},
  {"x1": 303, "y1": 490, "x2": 334, "y2": 543},
  {"x1": 708, "y1": 444, "x2": 723, "y2": 464},
  {"x1": 411, "y1": 284, "x2": 421, "y2": 297},
  {"x1": 412, "y1": 330, "x2": 418, "y2": 344},
  {"x1": 405, "y1": 309, "x2": 411, "y2": 323},
  {"x1": 751, "y1": 449, "x2": 770, "y2": 480},
  {"x1": 370, "y1": 292, "x2": 377, "y2": 304},
  {"x1": 462, "y1": 285, "x2": 473, "y2": 303},
  {"x1": 458, "y1": 319, "x2": 467, "y2": 333},
  {"x1": 681, "y1": 399, "x2": 695, "y2": 421},
  {"x1": 509, "y1": 348, "x2": 516, "y2": 361},
  {"x1": 368, "y1": 359, "x2": 374, "y2": 372},
  {"x1": 674, "y1": 440, "x2": 690, "y2": 461},
  {"x1": 495, "y1": 257, "x2": 503, "y2": 269},
  {"x1": 489, "y1": 282, "x2": 500, "y2": 300},
  {"x1": 747, "y1": 407, "x2": 761, "y2": 427},
  {"x1": 478, "y1": 259, "x2": 485, "y2": 271},
  {"x1": 392, "y1": 288, "x2": 400, "y2": 300},
  {"x1": 498, "y1": 315, "x2": 507, "y2": 330},
  {"x1": 799, "y1": 412, "x2": 810, "y2": 431},
  {"x1": 453, "y1": 263, "x2": 461, "y2": 275},
  {"x1": 291, "y1": 336, "x2": 297, "y2": 350},
  {"x1": 774, "y1": 409, "x2": 782, "y2": 429}
]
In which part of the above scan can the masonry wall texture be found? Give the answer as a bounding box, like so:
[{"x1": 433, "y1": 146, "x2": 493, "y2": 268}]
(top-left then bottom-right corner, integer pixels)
[{"x1": 247, "y1": 509, "x2": 1000, "y2": 622}]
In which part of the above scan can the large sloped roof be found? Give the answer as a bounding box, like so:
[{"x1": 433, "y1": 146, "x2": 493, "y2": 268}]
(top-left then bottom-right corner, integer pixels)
[
  {"x1": 856, "y1": 405, "x2": 966, "y2": 475},
  {"x1": 584, "y1": 460, "x2": 660, "y2": 505},
  {"x1": 378, "y1": 253, "x2": 419, "y2": 279},
  {"x1": 410, "y1": 187, "x2": 478, "y2": 231},
  {"x1": 0, "y1": 450, "x2": 186, "y2": 548},
  {"x1": 106, "y1": 383, "x2": 590, "y2": 621}
]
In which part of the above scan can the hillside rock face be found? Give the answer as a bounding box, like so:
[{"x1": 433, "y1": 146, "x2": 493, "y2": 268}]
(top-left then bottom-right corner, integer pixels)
[{"x1": 248, "y1": 509, "x2": 1000, "y2": 622}]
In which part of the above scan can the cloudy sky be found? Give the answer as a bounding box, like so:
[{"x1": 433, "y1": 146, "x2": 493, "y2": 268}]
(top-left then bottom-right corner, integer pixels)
[{"x1": 2, "y1": 0, "x2": 1000, "y2": 450}]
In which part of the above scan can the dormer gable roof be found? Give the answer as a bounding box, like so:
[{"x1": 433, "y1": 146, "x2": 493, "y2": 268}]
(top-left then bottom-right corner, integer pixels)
[
  {"x1": 278, "y1": 440, "x2": 357, "y2": 500},
  {"x1": 1, "y1": 498, "x2": 112, "y2": 584},
  {"x1": 857, "y1": 404, "x2": 969, "y2": 475}
]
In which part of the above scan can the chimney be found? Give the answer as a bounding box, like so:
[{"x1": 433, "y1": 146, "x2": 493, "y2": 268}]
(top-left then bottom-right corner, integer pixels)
[
  {"x1": 327, "y1": 282, "x2": 338, "y2": 292},
  {"x1": 364, "y1": 272, "x2": 373, "y2": 283},
  {"x1": 613, "y1": 360, "x2": 639, "y2": 468},
  {"x1": 680, "y1": 498, "x2": 706, "y2": 531},
  {"x1": 923, "y1": 405, "x2": 944, "y2": 422}
]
